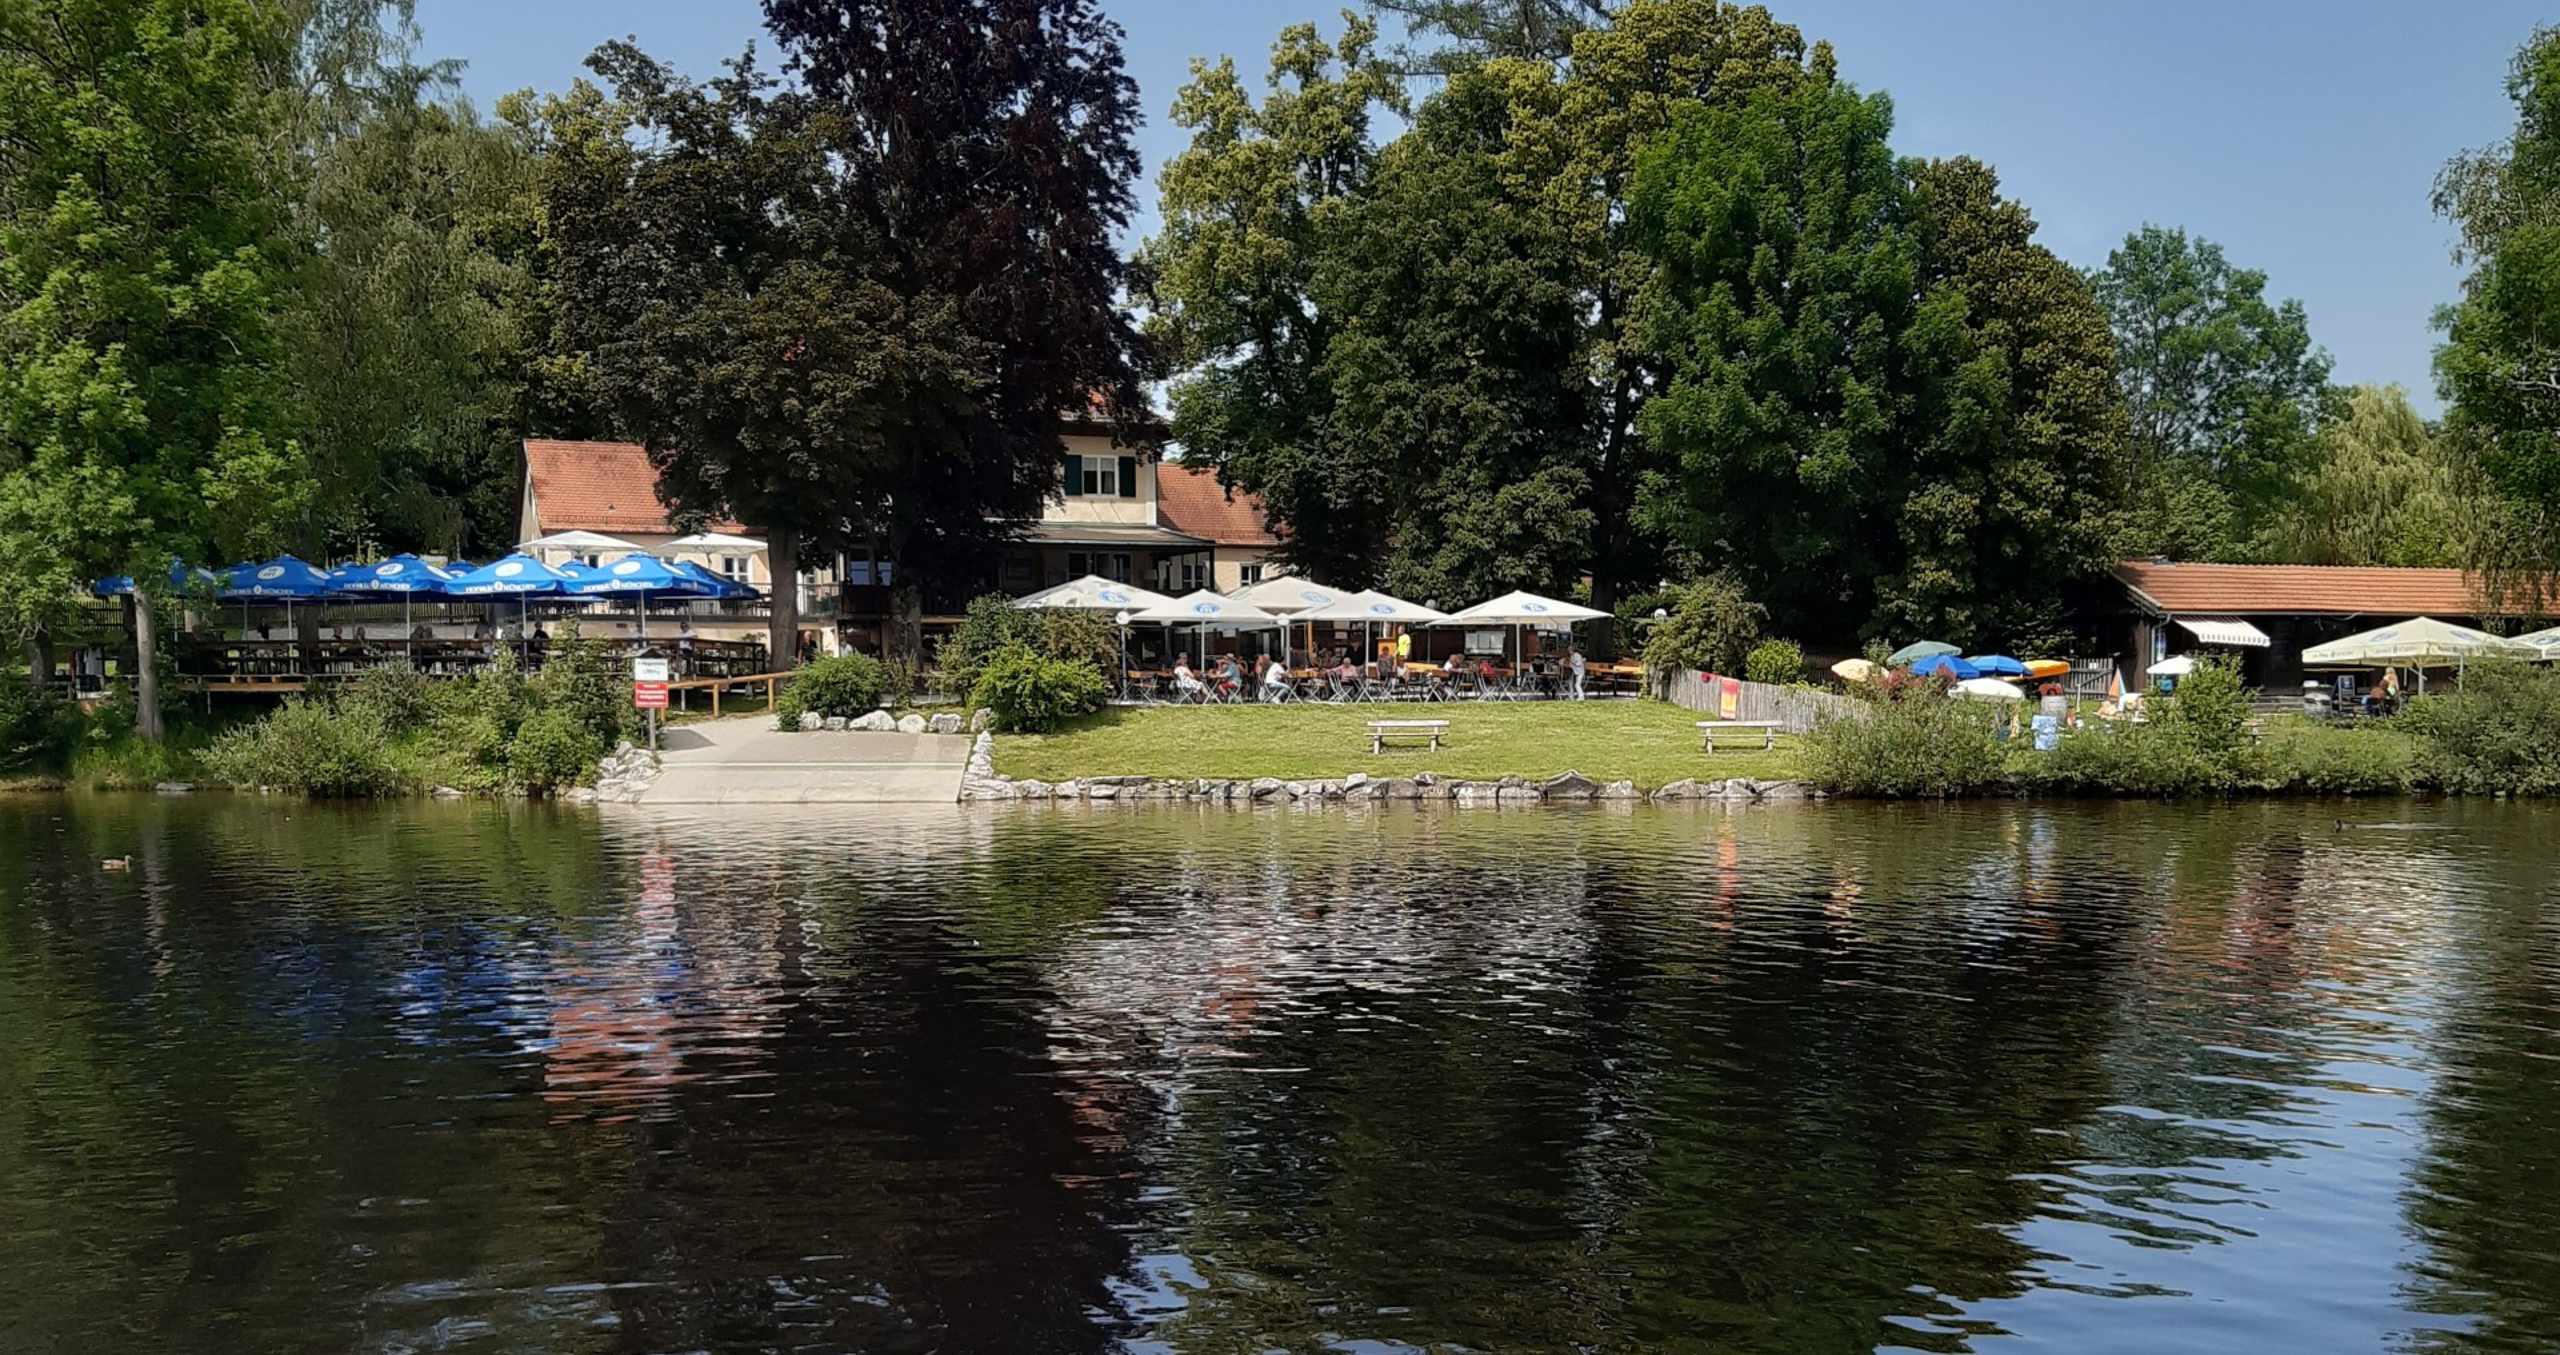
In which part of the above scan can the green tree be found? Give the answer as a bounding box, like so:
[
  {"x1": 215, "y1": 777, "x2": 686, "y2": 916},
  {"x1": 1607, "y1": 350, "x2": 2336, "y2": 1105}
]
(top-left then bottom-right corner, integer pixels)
[
  {"x1": 2263, "y1": 384, "x2": 2473, "y2": 567},
  {"x1": 1370, "y1": 0, "x2": 1617, "y2": 69},
  {"x1": 1140, "y1": 16, "x2": 1409, "y2": 586},
  {"x1": 1878, "y1": 157, "x2": 2131, "y2": 652},
  {"x1": 0, "y1": 0, "x2": 314, "y2": 739},
  {"x1": 2434, "y1": 24, "x2": 2560, "y2": 615},
  {"x1": 283, "y1": 73, "x2": 573, "y2": 559},
  {"x1": 1633, "y1": 79, "x2": 1956, "y2": 640},
  {"x1": 2087, "y1": 224, "x2": 2332, "y2": 561},
  {"x1": 1147, "y1": 1, "x2": 1821, "y2": 638}
]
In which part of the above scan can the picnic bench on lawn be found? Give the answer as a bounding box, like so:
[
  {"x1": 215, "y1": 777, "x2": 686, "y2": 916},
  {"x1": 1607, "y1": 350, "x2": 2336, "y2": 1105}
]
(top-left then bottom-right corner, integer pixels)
[
  {"x1": 1697, "y1": 719, "x2": 1782, "y2": 752},
  {"x1": 1369, "y1": 719, "x2": 1449, "y2": 754}
]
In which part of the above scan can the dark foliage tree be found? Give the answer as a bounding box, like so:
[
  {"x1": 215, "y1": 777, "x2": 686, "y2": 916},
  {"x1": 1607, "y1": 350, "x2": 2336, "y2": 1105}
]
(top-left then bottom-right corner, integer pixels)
[{"x1": 1370, "y1": 0, "x2": 1619, "y2": 69}]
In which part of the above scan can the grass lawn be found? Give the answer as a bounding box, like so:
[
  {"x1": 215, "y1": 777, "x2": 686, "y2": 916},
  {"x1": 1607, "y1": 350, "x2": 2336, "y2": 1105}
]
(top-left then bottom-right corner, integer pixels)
[{"x1": 994, "y1": 699, "x2": 1804, "y2": 789}]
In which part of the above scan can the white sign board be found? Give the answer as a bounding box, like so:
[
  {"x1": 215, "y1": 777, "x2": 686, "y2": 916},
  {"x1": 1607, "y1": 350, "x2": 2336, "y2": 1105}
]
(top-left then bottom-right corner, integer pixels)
[{"x1": 631, "y1": 657, "x2": 670, "y2": 683}]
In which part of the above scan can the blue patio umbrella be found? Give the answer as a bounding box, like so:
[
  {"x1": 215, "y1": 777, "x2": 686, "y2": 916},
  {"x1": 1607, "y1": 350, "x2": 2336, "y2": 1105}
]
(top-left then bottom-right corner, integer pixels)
[
  {"x1": 566, "y1": 553, "x2": 717, "y2": 639},
  {"x1": 1911, "y1": 653, "x2": 1983, "y2": 682},
  {"x1": 447, "y1": 553, "x2": 572, "y2": 652},
  {"x1": 670, "y1": 558, "x2": 758, "y2": 600},
  {"x1": 93, "y1": 560, "x2": 216, "y2": 598},
  {"x1": 216, "y1": 555, "x2": 342, "y2": 647},
  {"x1": 1964, "y1": 654, "x2": 2028, "y2": 677},
  {"x1": 335, "y1": 554, "x2": 458, "y2": 631}
]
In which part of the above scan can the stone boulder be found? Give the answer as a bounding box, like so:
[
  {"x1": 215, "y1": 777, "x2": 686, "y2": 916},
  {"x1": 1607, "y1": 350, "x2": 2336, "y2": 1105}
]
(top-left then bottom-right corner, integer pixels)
[
  {"x1": 1015, "y1": 779, "x2": 1053, "y2": 800},
  {"x1": 928, "y1": 712, "x2": 965, "y2": 735},
  {"x1": 896, "y1": 713, "x2": 928, "y2": 735},
  {"x1": 152, "y1": 781, "x2": 194, "y2": 795},
  {"x1": 1758, "y1": 780, "x2": 1810, "y2": 801},
  {"x1": 1248, "y1": 777, "x2": 1285, "y2": 801},
  {"x1": 969, "y1": 707, "x2": 996, "y2": 734},
  {"x1": 429, "y1": 785, "x2": 467, "y2": 800},
  {"x1": 1540, "y1": 771, "x2": 1599, "y2": 799},
  {"x1": 851, "y1": 710, "x2": 897, "y2": 731},
  {"x1": 1597, "y1": 779, "x2": 1641, "y2": 800},
  {"x1": 1652, "y1": 778, "x2": 1703, "y2": 801},
  {"x1": 822, "y1": 715, "x2": 849, "y2": 731}
]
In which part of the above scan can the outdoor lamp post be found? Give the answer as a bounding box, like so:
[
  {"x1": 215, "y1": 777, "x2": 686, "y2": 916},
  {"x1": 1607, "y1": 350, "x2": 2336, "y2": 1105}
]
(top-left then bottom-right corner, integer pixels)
[{"x1": 1115, "y1": 609, "x2": 1132, "y2": 698}]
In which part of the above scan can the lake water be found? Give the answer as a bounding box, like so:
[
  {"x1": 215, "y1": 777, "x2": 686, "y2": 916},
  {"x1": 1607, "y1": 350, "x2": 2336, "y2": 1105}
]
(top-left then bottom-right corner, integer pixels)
[{"x1": 3, "y1": 795, "x2": 2557, "y2": 1353}]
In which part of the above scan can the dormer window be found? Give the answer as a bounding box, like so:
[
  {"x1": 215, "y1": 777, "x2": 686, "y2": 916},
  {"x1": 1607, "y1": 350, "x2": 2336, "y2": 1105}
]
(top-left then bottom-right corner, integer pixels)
[{"x1": 1063, "y1": 453, "x2": 1139, "y2": 499}]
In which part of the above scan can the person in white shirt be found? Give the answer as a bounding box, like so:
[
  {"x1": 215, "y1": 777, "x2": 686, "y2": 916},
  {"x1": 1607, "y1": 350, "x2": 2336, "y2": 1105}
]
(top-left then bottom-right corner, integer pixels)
[
  {"x1": 1173, "y1": 655, "x2": 1206, "y2": 703},
  {"x1": 1568, "y1": 645, "x2": 1587, "y2": 700},
  {"x1": 1261, "y1": 654, "x2": 1293, "y2": 702}
]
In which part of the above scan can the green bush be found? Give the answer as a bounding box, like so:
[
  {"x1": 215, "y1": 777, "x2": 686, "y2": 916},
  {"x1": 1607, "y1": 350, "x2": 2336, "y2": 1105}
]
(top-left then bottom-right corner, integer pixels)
[
  {"x1": 970, "y1": 643, "x2": 1107, "y2": 733},
  {"x1": 936, "y1": 593, "x2": 1117, "y2": 701},
  {"x1": 529, "y1": 620, "x2": 636, "y2": 750},
  {"x1": 786, "y1": 653, "x2": 887, "y2": 720},
  {"x1": 2019, "y1": 724, "x2": 2221, "y2": 797},
  {"x1": 0, "y1": 681, "x2": 79, "y2": 773},
  {"x1": 2258, "y1": 718, "x2": 2419, "y2": 795},
  {"x1": 201, "y1": 697, "x2": 405, "y2": 797},
  {"x1": 506, "y1": 708, "x2": 604, "y2": 794},
  {"x1": 2398, "y1": 657, "x2": 2560, "y2": 795},
  {"x1": 339, "y1": 665, "x2": 434, "y2": 731},
  {"x1": 1744, "y1": 638, "x2": 1808, "y2": 687},
  {"x1": 1803, "y1": 693, "x2": 2007, "y2": 797},
  {"x1": 1641, "y1": 574, "x2": 1765, "y2": 675}
]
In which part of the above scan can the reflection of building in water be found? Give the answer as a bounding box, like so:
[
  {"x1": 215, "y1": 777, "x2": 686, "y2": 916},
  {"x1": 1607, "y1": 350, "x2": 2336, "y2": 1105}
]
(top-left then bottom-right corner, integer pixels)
[{"x1": 539, "y1": 847, "x2": 792, "y2": 1125}]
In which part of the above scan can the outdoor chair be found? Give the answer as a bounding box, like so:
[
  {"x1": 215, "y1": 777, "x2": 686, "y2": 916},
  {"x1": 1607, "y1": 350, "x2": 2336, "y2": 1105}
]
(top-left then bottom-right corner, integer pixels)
[
  {"x1": 1324, "y1": 673, "x2": 1359, "y2": 703},
  {"x1": 1261, "y1": 674, "x2": 1296, "y2": 703}
]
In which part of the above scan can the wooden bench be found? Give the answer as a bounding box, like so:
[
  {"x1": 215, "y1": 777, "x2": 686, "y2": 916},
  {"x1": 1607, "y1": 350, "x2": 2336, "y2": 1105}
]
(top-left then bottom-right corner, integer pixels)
[
  {"x1": 1368, "y1": 719, "x2": 1449, "y2": 754},
  {"x1": 1697, "y1": 719, "x2": 1782, "y2": 752}
]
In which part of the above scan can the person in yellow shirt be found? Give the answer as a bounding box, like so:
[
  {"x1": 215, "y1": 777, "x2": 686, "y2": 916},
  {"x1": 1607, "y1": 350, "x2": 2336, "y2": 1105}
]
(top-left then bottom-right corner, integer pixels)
[{"x1": 1394, "y1": 629, "x2": 1412, "y2": 665}]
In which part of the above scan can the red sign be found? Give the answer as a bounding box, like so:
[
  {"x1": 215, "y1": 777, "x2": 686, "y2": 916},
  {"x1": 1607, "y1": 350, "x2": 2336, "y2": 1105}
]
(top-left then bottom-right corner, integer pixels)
[{"x1": 633, "y1": 680, "x2": 668, "y2": 710}]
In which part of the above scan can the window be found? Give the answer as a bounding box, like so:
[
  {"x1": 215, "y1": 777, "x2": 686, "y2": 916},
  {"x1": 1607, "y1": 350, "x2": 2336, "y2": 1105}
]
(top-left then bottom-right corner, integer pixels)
[
  {"x1": 578, "y1": 552, "x2": 600, "y2": 568},
  {"x1": 1105, "y1": 553, "x2": 1131, "y2": 582},
  {"x1": 1080, "y1": 456, "x2": 1118, "y2": 498},
  {"x1": 1240, "y1": 563, "x2": 1264, "y2": 585},
  {"x1": 718, "y1": 555, "x2": 748, "y2": 582},
  {"x1": 1179, "y1": 559, "x2": 1206, "y2": 591}
]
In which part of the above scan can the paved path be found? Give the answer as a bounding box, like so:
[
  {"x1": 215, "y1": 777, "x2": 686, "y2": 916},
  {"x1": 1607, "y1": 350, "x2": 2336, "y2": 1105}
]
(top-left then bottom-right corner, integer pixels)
[{"x1": 633, "y1": 721, "x2": 972, "y2": 804}]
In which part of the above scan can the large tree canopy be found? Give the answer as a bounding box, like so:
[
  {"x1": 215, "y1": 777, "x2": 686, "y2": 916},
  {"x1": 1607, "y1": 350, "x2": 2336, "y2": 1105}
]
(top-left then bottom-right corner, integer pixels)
[
  {"x1": 2435, "y1": 24, "x2": 2560, "y2": 614},
  {"x1": 2087, "y1": 225, "x2": 2332, "y2": 562},
  {"x1": 0, "y1": 0, "x2": 315, "y2": 735},
  {"x1": 548, "y1": 0, "x2": 1155, "y2": 661},
  {"x1": 2262, "y1": 385, "x2": 2473, "y2": 569},
  {"x1": 1146, "y1": 0, "x2": 1821, "y2": 639}
]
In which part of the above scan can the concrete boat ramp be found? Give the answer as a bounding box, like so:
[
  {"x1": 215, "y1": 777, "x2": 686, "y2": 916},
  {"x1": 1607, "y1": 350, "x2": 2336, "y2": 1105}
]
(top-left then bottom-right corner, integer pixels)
[{"x1": 633, "y1": 721, "x2": 972, "y2": 804}]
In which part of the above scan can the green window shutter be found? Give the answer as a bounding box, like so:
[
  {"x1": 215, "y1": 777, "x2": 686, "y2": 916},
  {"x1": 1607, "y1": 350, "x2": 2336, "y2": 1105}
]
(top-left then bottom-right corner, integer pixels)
[
  {"x1": 1119, "y1": 456, "x2": 1138, "y2": 499},
  {"x1": 1062, "y1": 452, "x2": 1079, "y2": 497}
]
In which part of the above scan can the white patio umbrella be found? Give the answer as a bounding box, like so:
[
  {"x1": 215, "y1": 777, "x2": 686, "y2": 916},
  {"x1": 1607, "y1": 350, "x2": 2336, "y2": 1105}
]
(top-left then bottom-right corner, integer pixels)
[
  {"x1": 2302, "y1": 617, "x2": 2535, "y2": 668},
  {"x1": 664, "y1": 530, "x2": 768, "y2": 552},
  {"x1": 2147, "y1": 654, "x2": 2197, "y2": 677},
  {"x1": 1013, "y1": 574, "x2": 1177, "y2": 613},
  {"x1": 1130, "y1": 589, "x2": 1283, "y2": 671},
  {"x1": 2510, "y1": 624, "x2": 2560, "y2": 660},
  {"x1": 519, "y1": 529, "x2": 645, "y2": 560},
  {"x1": 1230, "y1": 576, "x2": 1354, "y2": 665},
  {"x1": 1433, "y1": 589, "x2": 1609, "y2": 680},
  {"x1": 1299, "y1": 590, "x2": 1448, "y2": 681}
]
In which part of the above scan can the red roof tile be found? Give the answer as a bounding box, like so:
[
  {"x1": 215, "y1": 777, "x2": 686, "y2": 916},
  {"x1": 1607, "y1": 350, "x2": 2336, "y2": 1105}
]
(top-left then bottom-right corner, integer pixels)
[
  {"x1": 522, "y1": 440, "x2": 743, "y2": 535},
  {"x1": 2112, "y1": 561, "x2": 2488, "y2": 617},
  {"x1": 1155, "y1": 463, "x2": 1279, "y2": 546}
]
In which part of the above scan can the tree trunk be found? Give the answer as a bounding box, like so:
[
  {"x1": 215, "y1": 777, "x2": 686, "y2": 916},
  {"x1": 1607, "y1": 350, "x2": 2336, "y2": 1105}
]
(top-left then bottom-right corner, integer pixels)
[
  {"x1": 294, "y1": 602, "x2": 321, "y2": 675},
  {"x1": 23, "y1": 630, "x2": 48, "y2": 691},
  {"x1": 767, "y1": 522, "x2": 800, "y2": 668},
  {"x1": 133, "y1": 590, "x2": 164, "y2": 742},
  {"x1": 1588, "y1": 570, "x2": 1621, "y2": 661},
  {"x1": 889, "y1": 577, "x2": 923, "y2": 677}
]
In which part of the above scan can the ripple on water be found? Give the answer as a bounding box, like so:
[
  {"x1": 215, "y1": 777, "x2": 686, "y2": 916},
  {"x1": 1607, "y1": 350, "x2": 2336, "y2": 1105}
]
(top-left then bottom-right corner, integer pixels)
[{"x1": 0, "y1": 795, "x2": 2554, "y2": 1352}]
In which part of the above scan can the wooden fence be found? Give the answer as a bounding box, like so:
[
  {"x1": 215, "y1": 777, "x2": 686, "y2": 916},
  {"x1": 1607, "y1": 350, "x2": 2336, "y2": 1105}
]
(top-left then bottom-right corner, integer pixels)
[{"x1": 1651, "y1": 669, "x2": 1855, "y2": 733}]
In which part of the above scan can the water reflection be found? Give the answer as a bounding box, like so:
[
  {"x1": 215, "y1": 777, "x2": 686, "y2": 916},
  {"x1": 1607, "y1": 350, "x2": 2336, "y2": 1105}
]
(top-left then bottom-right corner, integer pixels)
[{"x1": 0, "y1": 795, "x2": 2554, "y2": 1351}]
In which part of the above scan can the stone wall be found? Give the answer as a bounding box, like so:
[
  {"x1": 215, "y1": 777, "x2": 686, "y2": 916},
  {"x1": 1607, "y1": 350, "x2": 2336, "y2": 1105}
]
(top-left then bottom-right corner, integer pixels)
[{"x1": 956, "y1": 733, "x2": 1818, "y2": 806}]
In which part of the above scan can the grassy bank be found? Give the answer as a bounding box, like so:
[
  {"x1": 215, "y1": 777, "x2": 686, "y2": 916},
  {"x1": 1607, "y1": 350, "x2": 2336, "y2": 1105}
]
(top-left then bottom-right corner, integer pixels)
[{"x1": 994, "y1": 701, "x2": 1802, "y2": 788}]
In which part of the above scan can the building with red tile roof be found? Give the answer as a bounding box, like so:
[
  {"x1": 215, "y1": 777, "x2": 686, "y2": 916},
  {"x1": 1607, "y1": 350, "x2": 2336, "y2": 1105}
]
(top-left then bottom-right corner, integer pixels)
[
  {"x1": 2105, "y1": 559, "x2": 2511, "y2": 695},
  {"x1": 1153, "y1": 462, "x2": 1280, "y2": 592}
]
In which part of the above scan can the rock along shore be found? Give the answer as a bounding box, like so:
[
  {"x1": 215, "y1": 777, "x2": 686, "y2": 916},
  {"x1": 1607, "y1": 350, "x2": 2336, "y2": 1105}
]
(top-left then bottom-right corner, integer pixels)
[{"x1": 956, "y1": 732, "x2": 1819, "y2": 807}]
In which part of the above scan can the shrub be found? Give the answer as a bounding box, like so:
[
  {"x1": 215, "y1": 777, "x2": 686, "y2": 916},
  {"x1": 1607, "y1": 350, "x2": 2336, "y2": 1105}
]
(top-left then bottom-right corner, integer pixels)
[
  {"x1": 1803, "y1": 693, "x2": 2007, "y2": 797},
  {"x1": 2154, "y1": 654, "x2": 2256, "y2": 787},
  {"x1": 2258, "y1": 719, "x2": 2419, "y2": 795},
  {"x1": 2398, "y1": 657, "x2": 2560, "y2": 795},
  {"x1": 339, "y1": 665, "x2": 434, "y2": 731},
  {"x1": 0, "y1": 681, "x2": 78, "y2": 772},
  {"x1": 2020, "y1": 724, "x2": 2220, "y2": 797},
  {"x1": 936, "y1": 593, "x2": 1118, "y2": 701},
  {"x1": 201, "y1": 698, "x2": 405, "y2": 797},
  {"x1": 1641, "y1": 574, "x2": 1765, "y2": 675},
  {"x1": 787, "y1": 653, "x2": 887, "y2": 720},
  {"x1": 970, "y1": 643, "x2": 1107, "y2": 733},
  {"x1": 528, "y1": 619, "x2": 635, "y2": 750},
  {"x1": 506, "y1": 708, "x2": 604, "y2": 794},
  {"x1": 1744, "y1": 638, "x2": 1807, "y2": 687}
]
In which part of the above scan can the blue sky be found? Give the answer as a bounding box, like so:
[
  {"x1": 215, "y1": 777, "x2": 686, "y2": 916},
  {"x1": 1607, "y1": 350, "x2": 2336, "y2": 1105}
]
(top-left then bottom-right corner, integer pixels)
[{"x1": 434, "y1": 0, "x2": 2550, "y2": 410}]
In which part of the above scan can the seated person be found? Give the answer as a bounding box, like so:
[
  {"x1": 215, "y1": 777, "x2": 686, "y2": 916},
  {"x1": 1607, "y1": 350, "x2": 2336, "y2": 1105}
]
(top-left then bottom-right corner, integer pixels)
[
  {"x1": 1214, "y1": 655, "x2": 1243, "y2": 696},
  {"x1": 1261, "y1": 658, "x2": 1292, "y2": 697},
  {"x1": 1172, "y1": 655, "x2": 1206, "y2": 698},
  {"x1": 409, "y1": 622, "x2": 432, "y2": 641}
]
